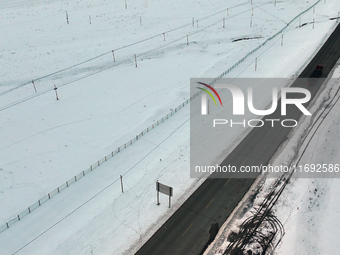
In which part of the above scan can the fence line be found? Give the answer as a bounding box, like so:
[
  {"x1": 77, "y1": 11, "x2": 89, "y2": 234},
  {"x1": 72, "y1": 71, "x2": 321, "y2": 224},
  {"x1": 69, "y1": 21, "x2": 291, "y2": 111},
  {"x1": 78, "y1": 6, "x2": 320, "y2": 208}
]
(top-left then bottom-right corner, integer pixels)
[
  {"x1": 0, "y1": 2, "x2": 256, "y2": 113},
  {"x1": 0, "y1": 1, "x2": 284, "y2": 113},
  {"x1": 0, "y1": 0, "x2": 321, "y2": 234},
  {"x1": 1, "y1": 2, "x2": 250, "y2": 99}
]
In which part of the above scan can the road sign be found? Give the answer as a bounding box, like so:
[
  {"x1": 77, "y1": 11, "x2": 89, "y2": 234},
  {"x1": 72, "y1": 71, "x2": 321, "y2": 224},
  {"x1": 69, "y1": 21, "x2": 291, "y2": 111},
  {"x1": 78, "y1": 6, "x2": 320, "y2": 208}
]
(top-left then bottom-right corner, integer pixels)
[
  {"x1": 156, "y1": 181, "x2": 173, "y2": 208},
  {"x1": 156, "y1": 182, "x2": 173, "y2": 196}
]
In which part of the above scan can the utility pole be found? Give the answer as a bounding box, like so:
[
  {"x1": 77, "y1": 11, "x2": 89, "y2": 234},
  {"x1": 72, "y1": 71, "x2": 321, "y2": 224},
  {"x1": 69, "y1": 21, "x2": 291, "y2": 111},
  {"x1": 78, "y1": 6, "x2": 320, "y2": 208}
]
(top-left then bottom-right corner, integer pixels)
[
  {"x1": 32, "y1": 80, "x2": 37, "y2": 93},
  {"x1": 120, "y1": 175, "x2": 124, "y2": 193},
  {"x1": 66, "y1": 11, "x2": 69, "y2": 24},
  {"x1": 112, "y1": 50, "x2": 116, "y2": 62},
  {"x1": 54, "y1": 84, "x2": 59, "y2": 100}
]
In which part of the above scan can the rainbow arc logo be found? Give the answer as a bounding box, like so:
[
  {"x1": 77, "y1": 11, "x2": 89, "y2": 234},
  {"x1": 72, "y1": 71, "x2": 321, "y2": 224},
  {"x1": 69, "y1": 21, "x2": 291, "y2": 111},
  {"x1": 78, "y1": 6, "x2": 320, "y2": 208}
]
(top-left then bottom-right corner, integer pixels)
[{"x1": 196, "y1": 82, "x2": 222, "y2": 106}]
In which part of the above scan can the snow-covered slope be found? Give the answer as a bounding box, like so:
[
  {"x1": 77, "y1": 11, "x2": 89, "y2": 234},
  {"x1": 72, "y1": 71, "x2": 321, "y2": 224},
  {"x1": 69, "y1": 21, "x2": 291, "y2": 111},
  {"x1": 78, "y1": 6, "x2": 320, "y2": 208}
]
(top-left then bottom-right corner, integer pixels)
[
  {"x1": 273, "y1": 63, "x2": 340, "y2": 255},
  {"x1": 1, "y1": 0, "x2": 340, "y2": 254}
]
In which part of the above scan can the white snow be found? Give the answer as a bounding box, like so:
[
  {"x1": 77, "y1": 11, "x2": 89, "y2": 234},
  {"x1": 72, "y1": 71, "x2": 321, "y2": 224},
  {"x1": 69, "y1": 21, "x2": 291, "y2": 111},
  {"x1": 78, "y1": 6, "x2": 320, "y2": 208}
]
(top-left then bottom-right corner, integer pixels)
[
  {"x1": 1, "y1": 0, "x2": 340, "y2": 254},
  {"x1": 272, "y1": 63, "x2": 340, "y2": 255}
]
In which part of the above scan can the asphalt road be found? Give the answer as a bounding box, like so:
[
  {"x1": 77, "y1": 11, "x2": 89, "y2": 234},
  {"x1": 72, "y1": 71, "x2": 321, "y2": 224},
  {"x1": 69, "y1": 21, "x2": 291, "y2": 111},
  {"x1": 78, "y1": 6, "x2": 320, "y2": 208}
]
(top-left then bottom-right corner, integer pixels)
[{"x1": 135, "y1": 22, "x2": 340, "y2": 255}]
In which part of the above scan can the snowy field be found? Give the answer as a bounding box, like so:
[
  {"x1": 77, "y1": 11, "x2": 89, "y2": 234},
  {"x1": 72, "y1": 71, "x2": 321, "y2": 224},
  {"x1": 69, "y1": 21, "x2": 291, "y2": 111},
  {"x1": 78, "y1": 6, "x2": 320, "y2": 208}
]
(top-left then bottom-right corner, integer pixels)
[
  {"x1": 1, "y1": 0, "x2": 340, "y2": 254},
  {"x1": 272, "y1": 62, "x2": 340, "y2": 254}
]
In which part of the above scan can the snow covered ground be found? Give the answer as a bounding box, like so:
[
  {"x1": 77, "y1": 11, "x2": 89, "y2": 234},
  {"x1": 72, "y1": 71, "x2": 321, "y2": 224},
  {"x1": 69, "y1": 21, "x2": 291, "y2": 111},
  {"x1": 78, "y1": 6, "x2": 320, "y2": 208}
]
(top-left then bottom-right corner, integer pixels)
[
  {"x1": 272, "y1": 62, "x2": 340, "y2": 255},
  {"x1": 1, "y1": 0, "x2": 340, "y2": 254}
]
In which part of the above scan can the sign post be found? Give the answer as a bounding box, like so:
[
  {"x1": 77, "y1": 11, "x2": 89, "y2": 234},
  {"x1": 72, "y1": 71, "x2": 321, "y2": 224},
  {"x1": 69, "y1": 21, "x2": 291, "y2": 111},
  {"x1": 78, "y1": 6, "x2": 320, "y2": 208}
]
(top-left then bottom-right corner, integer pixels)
[
  {"x1": 156, "y1": 181, "x2": 173, "y2": 208},
  {"x1": 157, "y1": 181, "x2": 160, "y2": 205}
]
